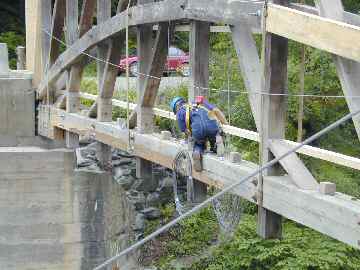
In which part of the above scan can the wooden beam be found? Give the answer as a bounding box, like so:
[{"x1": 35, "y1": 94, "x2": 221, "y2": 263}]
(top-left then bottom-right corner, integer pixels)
[
  {"x1": 231, "y1": 21, "x2": 262, "y2": 130},
  {"x1": 314, "y1": 0, "x2": 360, "y2": 142},
  {"x1": 269, "y1": 140, "x2": 318, "y2": 190},
  {"x1": 96, "y1": 0, "x2": 111, "y2": 85},
  {"x1": 289, "y1": 3, "x2": 360, "y2": 28},
  {"x1": 41, "y1": 0, "x2": 52, "y2": 74},
  {"x1": 25, "y1": 0, "x2": 42, "y2": 87},
  {"x1": 134, "y1": 0, "x2": 156, "y2": 187},
  {"x1": 37, "y1": 0, "x2": 187, "y2": 99},
  {"x1": 185, "y1": 0, "x2": 262, "y2": 33},
  {"x1": 266, "y1": 3, "x2": 360, "y2": 62},
  {"x1": 189, "y1": 20, "x2": 210, "y2": 100},
  {"x1": 46, "y1": 106, "x2": 360, "y2": 249},
  {"x1": 188, "y1": 20, "x2": 210, "y2": 202},
  {"x1": 95, "y1": 0, "x2": 113, "y2": 169},
  {"x1": 65, "y1": 0, "x2": 80, "y2": 148},
  {"x1": 48, "y1": 0, "x2": 66, "y2": 67}
]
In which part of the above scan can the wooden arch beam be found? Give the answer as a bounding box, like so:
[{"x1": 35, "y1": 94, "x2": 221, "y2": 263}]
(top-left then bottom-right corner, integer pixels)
[{"x1": 37, "y1": 0, "x2": 264, "y2": 99}]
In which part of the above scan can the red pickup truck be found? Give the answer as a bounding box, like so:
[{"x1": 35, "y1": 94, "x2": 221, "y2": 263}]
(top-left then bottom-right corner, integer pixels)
[{"x1": 118, "y1": 46, "x2": 190, "y2": 77}]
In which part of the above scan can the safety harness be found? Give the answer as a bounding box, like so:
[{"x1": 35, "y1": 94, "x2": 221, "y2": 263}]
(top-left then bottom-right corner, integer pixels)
[{"x1": 184, "y1": 103, "x2": 213, "y2": 135}]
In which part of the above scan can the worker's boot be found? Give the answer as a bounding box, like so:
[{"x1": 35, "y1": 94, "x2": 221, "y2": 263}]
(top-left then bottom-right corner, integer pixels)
[{"x1": 192, "y1": 150, "x2": 203, "y2": 172}]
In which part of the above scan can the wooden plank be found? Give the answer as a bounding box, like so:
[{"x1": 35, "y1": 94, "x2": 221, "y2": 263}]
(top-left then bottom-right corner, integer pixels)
[
  {"x1": 189, "y1": 20, "x2": 210, "y2": 100},
  {"x1": 314, "y1": 0, "x2": 360, "y2": 142},
  {"x1": 231, "y1": 21, "x2": 262, "y2": 130},
  {"x1": 37, "y1": 0, "x2": 187, "y2": 99},
  {"x1": 46, "y1": 107, "x2": 360, "y2": 249},
  {"x1": 258, "y1": 0, "x2": 289, "y2": 239},
  {"x1": 266, "y1": 3, "x2": 360, "y2": 62}
]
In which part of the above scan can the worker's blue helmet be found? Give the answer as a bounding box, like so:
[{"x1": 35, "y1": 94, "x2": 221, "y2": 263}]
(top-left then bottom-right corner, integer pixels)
[{"x1": 170, "y1": 97, "x2": 185, "y2": 114}]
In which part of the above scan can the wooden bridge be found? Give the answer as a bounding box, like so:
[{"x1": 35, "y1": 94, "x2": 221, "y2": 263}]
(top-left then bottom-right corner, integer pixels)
[{"x1": 25, "y1": 0, "x2": 360, "y2": 252}]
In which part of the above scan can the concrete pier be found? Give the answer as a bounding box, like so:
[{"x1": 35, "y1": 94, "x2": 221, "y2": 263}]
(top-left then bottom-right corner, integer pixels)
[{"x1": 0, "y1": 147, "x2": 136, "y2": 270}]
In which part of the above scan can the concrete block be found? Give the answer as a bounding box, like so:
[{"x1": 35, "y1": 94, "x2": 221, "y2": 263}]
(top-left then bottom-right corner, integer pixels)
[
  {"x1": 0, "y1": 78, "x2": 34, "y2": 138},
  {"x1": 0, "y1": 43, "x2": 9, "y2": 74},
  {"x1": 229, "y1": 151, "x2": 242, "y2": 163},
  {"x1": 319, "y1": 182, "x2": 336, "y2": 195},
  {"x1": 161, "y1": 130, "x2": 172, "y2": 140}
]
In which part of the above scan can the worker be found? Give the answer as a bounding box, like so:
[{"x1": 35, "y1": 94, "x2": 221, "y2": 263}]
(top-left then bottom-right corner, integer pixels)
[{"x1": 170, "y1": 96, "x2": 228, "y2": 172}]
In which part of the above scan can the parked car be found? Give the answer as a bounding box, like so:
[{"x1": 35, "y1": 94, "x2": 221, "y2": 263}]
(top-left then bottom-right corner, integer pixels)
[{"x1": 118, "y1": 46, "x2": 190, "y2": 77}]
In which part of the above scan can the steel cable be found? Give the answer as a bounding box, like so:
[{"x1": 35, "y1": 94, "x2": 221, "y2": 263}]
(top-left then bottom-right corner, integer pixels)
[{"x1": 93, "y1": 108, "x2": 360, "y2": 270}]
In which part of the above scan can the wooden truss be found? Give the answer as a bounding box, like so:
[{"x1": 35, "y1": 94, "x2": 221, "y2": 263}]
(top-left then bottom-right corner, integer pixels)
[{"x1": 26, "y1": 0, "x2": 360, "y2": 248}]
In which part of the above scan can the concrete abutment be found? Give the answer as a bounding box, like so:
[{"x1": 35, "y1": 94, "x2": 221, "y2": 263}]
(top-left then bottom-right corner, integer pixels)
[{"x1": 0, "y1": 148, "x2": 137, "y2": 270}]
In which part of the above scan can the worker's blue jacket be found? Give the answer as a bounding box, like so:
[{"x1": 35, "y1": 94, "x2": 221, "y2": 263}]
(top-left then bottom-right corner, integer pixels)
[{"x1": 176, "y1": 100, "x2": 219, "y2": 142}]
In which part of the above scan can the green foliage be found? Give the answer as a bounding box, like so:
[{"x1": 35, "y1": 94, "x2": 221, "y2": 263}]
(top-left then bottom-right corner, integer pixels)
[
  {"x1": 154, "y1": 206, "x2": 218, "y2": 269},
  {"x1": 189, "y1": 215, "x2": 360, "y2": 270},
  {"x1": 0, "y1": 31, "x2": 25, "y2": 69}
]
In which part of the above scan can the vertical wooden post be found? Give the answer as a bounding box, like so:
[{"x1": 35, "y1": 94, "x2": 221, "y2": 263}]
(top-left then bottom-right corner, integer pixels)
[
  {"x1": 96, "y1": 0, "x2": 112, "y2": 169},
  {"x1": 25, "y1": 0, "x2": 42, "y2": 87},
  {"x1": 136, "y1": 0, "x2": 154, "y2": 181},
  {"x1": 258, "y1": 0, "x2": 289, "y2": 239},
  {"x1": 189, "y1": 21, "x2": 210, "y2": 101},
  {"x1": 65, "y1": 0, "x2": 80, "y2": 148},
  {"x1": 189, "y1": 20, "x2": 210, "y2": 203}
]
